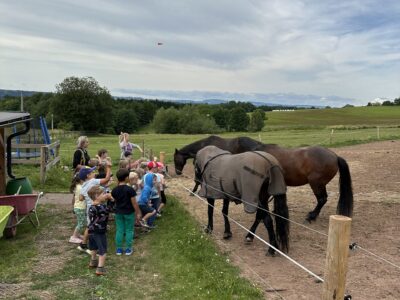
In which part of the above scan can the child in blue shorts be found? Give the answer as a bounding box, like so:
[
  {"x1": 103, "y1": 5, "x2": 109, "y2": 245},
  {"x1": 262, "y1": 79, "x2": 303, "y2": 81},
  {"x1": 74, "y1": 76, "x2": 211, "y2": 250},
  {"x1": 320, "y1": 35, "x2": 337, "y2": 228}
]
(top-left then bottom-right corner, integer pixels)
[{"x1": 87, "y1": 186, "x2": 114, "y2": 276}]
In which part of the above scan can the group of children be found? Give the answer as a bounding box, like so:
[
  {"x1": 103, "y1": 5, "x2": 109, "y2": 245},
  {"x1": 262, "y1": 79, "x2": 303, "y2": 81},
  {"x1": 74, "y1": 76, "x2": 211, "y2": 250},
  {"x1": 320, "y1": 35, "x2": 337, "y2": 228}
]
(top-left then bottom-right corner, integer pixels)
[{"x1": 69, "y1": 142, "x2": 167, "y2": 276}]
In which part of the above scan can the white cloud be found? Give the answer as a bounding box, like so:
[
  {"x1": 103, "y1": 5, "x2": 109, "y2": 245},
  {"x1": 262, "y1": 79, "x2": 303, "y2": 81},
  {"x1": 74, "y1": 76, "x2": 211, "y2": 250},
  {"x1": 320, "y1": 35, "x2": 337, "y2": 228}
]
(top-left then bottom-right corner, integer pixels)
[{"x1": 0, "y1": 0, "x2": 399, "y2": 105}]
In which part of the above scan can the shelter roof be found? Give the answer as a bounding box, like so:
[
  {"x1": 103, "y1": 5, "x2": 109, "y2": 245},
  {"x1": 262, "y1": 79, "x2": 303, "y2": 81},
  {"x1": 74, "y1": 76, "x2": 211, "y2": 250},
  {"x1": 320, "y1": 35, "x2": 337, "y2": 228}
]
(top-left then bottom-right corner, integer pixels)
[{"x1": 0, "y1": 112, "x2": 31, "y2": 128}]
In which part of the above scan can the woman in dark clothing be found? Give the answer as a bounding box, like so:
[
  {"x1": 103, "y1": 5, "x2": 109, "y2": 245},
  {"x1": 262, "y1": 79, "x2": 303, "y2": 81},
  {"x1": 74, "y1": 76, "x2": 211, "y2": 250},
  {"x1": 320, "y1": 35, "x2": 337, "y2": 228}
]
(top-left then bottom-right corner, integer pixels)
[{"x1": 72, "y1": 136, "x2": 91, "y2": 171}]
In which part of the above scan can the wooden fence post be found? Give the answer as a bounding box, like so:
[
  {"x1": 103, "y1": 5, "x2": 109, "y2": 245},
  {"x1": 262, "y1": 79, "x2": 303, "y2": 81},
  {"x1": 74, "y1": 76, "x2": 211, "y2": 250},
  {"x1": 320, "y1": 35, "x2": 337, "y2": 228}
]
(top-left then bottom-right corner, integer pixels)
[
  {"x1": 159, "y1": 151, "x2": 165, "y2": 164},
  {"x1": 322, "y1": 215, "x2": 352, "y2": 300},
  {"x1": 40, "y1": 146, "x2": 46, "y2": 184}
]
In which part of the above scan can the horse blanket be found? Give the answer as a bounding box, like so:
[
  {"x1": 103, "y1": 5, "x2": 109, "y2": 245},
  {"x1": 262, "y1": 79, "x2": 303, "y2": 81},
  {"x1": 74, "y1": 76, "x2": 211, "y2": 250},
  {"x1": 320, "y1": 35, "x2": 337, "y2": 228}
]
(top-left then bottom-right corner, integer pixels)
[{"x1": 195, "y1": 146, "x2": 287, "y2": 213}]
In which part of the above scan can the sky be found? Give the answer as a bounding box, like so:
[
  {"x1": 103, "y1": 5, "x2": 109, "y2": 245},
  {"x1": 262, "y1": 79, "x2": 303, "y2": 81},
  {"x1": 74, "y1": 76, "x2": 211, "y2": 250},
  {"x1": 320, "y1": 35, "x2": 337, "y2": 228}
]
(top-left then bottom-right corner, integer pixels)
[{"x1": 1, "y1": 0, "x2": 399, "y2": 107}]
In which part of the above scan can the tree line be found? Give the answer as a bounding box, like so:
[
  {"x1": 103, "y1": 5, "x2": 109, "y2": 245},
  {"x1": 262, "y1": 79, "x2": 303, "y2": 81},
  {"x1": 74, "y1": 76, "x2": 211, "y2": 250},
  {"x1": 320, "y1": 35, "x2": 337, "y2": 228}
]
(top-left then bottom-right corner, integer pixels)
[{"x1": 0, "y1": 76, "x2": 299, "y2": 134}]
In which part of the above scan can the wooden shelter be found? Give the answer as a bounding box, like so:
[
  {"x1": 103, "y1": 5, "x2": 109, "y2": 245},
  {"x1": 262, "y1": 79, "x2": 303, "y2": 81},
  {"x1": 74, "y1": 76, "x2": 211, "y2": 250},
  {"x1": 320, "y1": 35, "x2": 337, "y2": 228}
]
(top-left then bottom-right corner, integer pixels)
[{"x1": 0, "y1": 112, "x2": 31, "y2": 194}]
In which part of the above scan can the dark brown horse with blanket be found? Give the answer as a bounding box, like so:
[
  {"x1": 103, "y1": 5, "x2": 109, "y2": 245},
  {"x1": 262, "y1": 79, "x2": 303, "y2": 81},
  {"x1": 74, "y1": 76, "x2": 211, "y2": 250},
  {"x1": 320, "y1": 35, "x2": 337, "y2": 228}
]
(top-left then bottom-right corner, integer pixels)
[
  {"x1": 174, "y1": 135, "x2": 353, "y2": 223},
  {"x1": 195, "y1": 145, "x2": 289, "y2": 254}
]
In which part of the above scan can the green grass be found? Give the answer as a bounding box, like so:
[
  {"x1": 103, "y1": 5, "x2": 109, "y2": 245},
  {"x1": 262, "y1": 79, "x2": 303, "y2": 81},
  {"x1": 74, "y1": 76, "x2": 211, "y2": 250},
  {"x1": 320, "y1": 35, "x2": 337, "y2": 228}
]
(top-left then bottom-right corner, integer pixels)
[
  {"x1": 266, "y1": 106, "x2": 400, "y2": 127},
  {"x1": 0, "y1": 197, "x2": 263, "y2": 299},
  {"x1": 10, "y1": 119, "x2": 400, "y2": 193}
]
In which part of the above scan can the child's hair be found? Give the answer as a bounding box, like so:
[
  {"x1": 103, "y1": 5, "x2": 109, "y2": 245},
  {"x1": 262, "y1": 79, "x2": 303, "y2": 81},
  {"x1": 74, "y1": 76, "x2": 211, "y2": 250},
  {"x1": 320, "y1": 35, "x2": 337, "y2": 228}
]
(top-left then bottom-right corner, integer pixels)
[
  {"x1": 129, "y1": 171, "x2": 139, "y2": 180},
  {"x1": 69, "y1": 173, "x2": 82, "y2": 193},
  {"x1": 119, "y1": 159, "x2": 129, "y2": 169},
  {"x1": 88, "y1": 158, "x2": 99, "y2": 167},
  {"x1": 97, "y1": 149, "x2": 108, "y2": 157},
  {"x1": 136, "y1": 168, "x2": 145, "y2": 178},
  {"x1": 88, "y1": 186, "x2": 103, "y2": 201},
  {"x1": 116, "y1": 168, "x2": 130, "y2": 182}
]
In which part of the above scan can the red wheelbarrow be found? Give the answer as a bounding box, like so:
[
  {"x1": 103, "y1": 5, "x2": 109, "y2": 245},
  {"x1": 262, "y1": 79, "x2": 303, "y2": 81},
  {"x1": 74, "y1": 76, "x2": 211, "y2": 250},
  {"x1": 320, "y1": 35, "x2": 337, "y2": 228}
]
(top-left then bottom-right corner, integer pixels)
[{"x1": 0, "y1": 192, "x2": 44, "y2": 238}]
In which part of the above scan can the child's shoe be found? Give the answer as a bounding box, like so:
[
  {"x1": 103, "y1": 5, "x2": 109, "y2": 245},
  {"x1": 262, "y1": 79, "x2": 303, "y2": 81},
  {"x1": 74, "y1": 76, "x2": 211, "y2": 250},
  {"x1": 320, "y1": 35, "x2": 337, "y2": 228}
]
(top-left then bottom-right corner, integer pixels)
[
  {"x1": 89, "y1": 259, "x2": 98, "y2": 268},
  {"x1": 116, "y1": 248, "x2": 123, "y2": 256},
  {"x1": 96, "y1": 266, "x2": 106, "y2": 276},
  {"x1": 69, "y1": 236, "x2": 82, "y2": 244},
  {"x1": 77, "y1": 243, "x2": 92, "y2": 255},
  {"x1": 125, "y1": 248, "x2": 133, "y2": 256},
  {"x1": 139, "y1": 219, "x2": 150, "y2": 228}
]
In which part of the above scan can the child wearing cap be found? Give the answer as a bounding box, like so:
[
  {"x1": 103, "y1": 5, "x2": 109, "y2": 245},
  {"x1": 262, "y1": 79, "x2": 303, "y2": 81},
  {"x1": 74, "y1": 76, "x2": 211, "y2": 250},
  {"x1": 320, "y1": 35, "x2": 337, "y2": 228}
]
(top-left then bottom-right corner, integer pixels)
[
  {"x1": 111, "y1": 168, "x2": 142, "y2": 256},
  {"x1": 137, "y1": 172, "x2": 157, "y2": 228},
  {"x1": 143, "y1": 161, "x2": 161, "y2": 222},
  {"x1": 87, "y1": 185, "x2": 114, "y2": 276},
  {"x1": 69, "y1": 174, "x2": 85, "y2": 244},
  {"x1": 77, "y1": 162, "x2": 112, "y2": 254}
]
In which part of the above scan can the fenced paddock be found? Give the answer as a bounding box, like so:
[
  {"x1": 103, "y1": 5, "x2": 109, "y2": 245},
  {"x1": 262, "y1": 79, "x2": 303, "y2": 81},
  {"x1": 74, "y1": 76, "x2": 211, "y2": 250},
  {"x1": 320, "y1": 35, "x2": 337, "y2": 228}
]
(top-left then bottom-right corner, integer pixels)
[
  {"x1": 166, "y1": 140, "x2": 400, "y2": 299},
  {"x1": 11, "y1": 141, "x2": 61, "y2": 183}
]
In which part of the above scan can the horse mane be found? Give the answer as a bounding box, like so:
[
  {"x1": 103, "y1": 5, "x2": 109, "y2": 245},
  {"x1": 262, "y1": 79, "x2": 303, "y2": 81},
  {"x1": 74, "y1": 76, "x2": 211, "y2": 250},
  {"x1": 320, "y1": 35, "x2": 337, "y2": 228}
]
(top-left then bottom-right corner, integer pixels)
[
  {"x1": 254, "y1": 142, "x2": 280, "y2": 151},
  {"x1": 178, "y1": 135, "x2": 224, "y2": 155}
]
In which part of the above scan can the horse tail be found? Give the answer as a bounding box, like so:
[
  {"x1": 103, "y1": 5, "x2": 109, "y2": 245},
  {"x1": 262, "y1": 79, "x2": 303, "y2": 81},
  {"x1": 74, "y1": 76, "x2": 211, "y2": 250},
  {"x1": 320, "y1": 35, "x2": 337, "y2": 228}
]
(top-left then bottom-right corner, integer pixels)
[
  {"x1": 273, "y1": 194, "x2": 290, "y2": 252},
  {"x1": 337, "y1": 156, "x2": 353, "y2": 217}
]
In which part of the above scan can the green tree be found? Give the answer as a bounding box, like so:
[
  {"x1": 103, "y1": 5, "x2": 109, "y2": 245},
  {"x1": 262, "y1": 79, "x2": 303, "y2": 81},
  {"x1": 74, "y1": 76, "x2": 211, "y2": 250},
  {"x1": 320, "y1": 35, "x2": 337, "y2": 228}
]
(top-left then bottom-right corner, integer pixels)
[
  {"x1": 228, "y1": 107, "x2": 249, "y2": 132},
  {"x1": 382, "y1": 100, "x2": 393, "y2": 106},
  {"x1": 248, "y1": 109, "x2": 265, "y2": 132},
  {"x1": 113, "y1": 109, "x2": 139, "y2": 134},
  {"x1": 51, "y1": 76, "x2": 114, "y2": 133},
  {"x1": 0, "y1": 96, "x2": 19, "y2": 111},
  {"x1": 178, "y1": 106, "x2": 219, "y2": 134},
  {"x1": 393, "y1": 97, "x2": 400, "y2": 105},
  {"x1": 211, "y1": 107, "x2": 229, "y2": 130},
  {"x1": 153, "y1": 107, "x2": 181, "y2": 133}
]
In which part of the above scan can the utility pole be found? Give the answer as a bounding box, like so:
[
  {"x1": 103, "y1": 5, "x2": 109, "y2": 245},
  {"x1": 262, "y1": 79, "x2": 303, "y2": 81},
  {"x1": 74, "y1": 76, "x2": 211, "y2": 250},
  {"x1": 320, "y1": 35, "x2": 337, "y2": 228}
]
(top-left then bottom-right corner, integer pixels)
[{"x1": 20, "y1": 91, "x2": 24, "y2": 112}]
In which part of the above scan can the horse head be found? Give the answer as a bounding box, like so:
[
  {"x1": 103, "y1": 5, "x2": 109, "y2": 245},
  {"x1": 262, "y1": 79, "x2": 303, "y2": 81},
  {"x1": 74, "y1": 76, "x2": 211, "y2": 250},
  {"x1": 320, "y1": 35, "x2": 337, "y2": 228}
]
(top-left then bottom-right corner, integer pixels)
[{"x1": 174, "y1": 148, "x2": 186, "y2": 175}]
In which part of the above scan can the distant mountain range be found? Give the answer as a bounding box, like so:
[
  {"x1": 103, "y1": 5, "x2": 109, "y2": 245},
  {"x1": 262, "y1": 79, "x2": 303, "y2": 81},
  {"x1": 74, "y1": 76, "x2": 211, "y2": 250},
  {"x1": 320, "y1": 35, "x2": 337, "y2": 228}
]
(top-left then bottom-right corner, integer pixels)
[{"x1": 0, "y1": 88, "x2": 358, "y2": 108}]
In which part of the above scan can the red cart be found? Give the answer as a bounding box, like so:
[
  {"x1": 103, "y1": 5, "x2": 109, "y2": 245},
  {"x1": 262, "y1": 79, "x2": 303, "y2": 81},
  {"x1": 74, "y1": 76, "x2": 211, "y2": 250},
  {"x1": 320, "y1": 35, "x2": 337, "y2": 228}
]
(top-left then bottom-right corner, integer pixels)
[{"x1": 0, "y1": 192, "x2": 43, "y2": 238}]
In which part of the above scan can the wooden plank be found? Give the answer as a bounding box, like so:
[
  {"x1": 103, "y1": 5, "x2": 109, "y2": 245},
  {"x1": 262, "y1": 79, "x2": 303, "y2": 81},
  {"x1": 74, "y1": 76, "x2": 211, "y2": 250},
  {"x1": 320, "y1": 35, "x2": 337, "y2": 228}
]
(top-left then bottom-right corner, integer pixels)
[
  {"x1": 45, "y1": 156, "x2": 60, "y2": 170},
  {"x1": 12, "y1": 159, "x2": 40, "y2": 165},
  {"x1": 11, "y1": 143, "x2": 46, "y2": 149},
  {"x1": 40, "y1": 147, "x2": 46, "y2": 184},
  {"x1": 322, "y1": 215, "x2": 352, "y2": 300}
]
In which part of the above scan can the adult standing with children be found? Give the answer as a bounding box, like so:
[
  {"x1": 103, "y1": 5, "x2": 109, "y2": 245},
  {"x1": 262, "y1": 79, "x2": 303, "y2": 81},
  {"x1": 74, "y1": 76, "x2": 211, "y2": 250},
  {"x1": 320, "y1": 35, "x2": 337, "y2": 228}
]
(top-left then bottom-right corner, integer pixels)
[
  {"x1": 72, "y1": 136, "x2": 91, "y2": 172},
  {"x1": 119, "y1": 132, "x2": 143, "y2": 160}
]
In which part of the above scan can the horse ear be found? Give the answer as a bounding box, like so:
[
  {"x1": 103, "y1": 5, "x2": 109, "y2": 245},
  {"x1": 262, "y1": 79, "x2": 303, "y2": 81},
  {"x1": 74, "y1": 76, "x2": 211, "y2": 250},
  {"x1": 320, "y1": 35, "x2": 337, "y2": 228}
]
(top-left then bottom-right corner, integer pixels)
[{"x1": 175, "y1": 148, "x2": 179, "y2": 154}]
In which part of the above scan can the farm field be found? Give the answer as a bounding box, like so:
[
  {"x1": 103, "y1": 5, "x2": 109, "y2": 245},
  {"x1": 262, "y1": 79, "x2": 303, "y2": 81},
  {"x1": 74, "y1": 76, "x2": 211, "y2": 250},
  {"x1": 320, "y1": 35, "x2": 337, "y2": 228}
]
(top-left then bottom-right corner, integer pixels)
[{"x1": 266, "y1": 106, "x2": 400, "y2": 127}]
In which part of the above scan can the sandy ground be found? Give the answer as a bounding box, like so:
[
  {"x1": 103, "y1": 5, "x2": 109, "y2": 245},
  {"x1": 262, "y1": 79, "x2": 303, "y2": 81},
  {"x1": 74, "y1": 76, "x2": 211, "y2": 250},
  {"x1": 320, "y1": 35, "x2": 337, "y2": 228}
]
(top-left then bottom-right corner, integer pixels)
[{"x1": 165, "y1": 140, "x2": 400, "y2": 300}]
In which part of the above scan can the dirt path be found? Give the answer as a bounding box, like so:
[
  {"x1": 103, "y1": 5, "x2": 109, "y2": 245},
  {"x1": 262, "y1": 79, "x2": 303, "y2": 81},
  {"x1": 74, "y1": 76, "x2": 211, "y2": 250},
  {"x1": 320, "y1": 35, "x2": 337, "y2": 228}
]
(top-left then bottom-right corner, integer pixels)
[{"x1": 166, "y1": 140, "x2": 400, "y2": 299}]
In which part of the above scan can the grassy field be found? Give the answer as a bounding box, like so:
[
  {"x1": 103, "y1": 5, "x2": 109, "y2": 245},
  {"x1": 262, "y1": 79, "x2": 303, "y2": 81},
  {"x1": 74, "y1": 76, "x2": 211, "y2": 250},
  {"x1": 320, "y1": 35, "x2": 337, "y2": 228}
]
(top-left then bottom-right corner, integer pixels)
[
  {"x1": 0, "y1": 197, "x2": 263, "y2": 299},
  {"x1": 266, "y1": 106, "x2": 400, "y2": 127}
]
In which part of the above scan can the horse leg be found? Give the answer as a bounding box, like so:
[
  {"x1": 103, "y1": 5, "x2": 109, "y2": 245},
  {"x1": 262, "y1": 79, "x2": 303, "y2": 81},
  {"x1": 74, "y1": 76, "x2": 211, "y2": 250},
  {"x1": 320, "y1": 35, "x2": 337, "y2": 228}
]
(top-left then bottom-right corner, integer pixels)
[
  {"x1": 189, "y1": 182, "x2": 199, "y2": 196},
  {"x1": 306, "y1": 185, "x2": 328, "y2": 222},
  {"x1": 205, "y1": 198, "x2": 214, "y2": 234},
  {"x1": 244, "y1": 207, "x2": 264, "y2": 244},
  {"x1": 222, "y1": 198, "x2": 232, "y2": 239},
  {"x1": 261, "y1": 202, "x2": 279, "y2": 256}
]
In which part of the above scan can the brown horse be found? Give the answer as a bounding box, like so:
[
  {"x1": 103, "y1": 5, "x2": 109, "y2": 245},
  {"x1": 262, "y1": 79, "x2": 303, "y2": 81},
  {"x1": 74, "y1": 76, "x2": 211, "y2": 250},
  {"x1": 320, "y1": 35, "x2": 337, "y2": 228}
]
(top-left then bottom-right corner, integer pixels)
[{"x1": 174, "y1": 135, "x2": 353, "y2": 222}]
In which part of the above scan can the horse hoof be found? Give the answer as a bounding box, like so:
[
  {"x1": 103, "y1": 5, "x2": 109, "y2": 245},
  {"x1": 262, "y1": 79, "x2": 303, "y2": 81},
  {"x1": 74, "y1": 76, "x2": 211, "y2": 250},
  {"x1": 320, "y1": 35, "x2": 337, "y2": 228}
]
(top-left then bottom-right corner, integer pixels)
[
  {"x1": 204, "y1": 227, "x2": 212, "y2": 234},
  {"x1": 266, "y1": 249, "x2": 276, "y2": 257},
  {"x1": 244, "y1": 237, "x2": 253, "y2": 244},
  {"x1": 223, "y1": 232, "x2": 232, "y2": 240}
]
